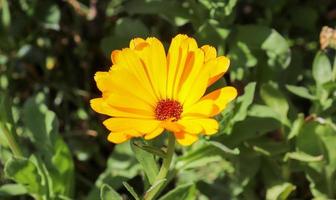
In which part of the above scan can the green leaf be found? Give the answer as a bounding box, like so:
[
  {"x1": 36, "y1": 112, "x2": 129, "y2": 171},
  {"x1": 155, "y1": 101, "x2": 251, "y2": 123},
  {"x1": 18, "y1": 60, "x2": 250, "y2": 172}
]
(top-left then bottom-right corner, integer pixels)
[
  {"x1": 312, "y1": 51, "x2": 332, "y2": 85},
  {"x1": 232, "y1": 82, "x2": 256, "y2": 122},
  {"x1": 177, "y1": 142, "x2": 237, "y2": 170},
  {"x1": 286, "y1": 85, "x2": 316, "y2": 100},
  {"x1": 23, "y1": 93, "x2": 58, "y2": 149},
  {"x1": 223, "y1": 116, "x2": 281, "y2": 147},
  {"x1": 100, "y1": 18, "x2": 149, "y2": 56},
  {"x1": 266, "y1": 182, "x2": 296, "y2": 200},
  {"x1": 86, "y1": 142, "x2": 140, "y2": 200},
  {"x1": 133, "y1": 140, "x2": 167, "y2": 159},
  {"x1": 284, "y1": 151, "x2": 323, "y2": 162},
  {"x1": 287, "y1": 113, "x2": 304, "y2": 139},
  {"x1": 4, "y1": 157, "x2": 43, "y2": 195},
  {"x1": 23, "y1": 93, "x2": 74, "y2": 197},
  {"x1": 249, "y1": 138, "x2": 290, "y2": 156},
  {"x1": 122, "y1": 182, "x2": 140, "y2": 200},
  {"x1": 144, "y1": 178, "x2": 166, "y2": 198},
  {"x1": 158, "y1": 183, "x2": 197, "y2": 200},
  {"x1": 100, "y1": 184, "x2": 122, "y2": 200},
  {"x1": 296, "y1": 121, "x2": 336, "y2": 198},
  {"x1": 222, "y1": 82, "x2": 256, "y2": 133},
  {"x1": 124, "y1": 0, "x2": 192, "y2": 26},
  {"x1": 0, "y1": 92, "x2": 22, "y2": 156},
  {"x1": 229, "y1": 25, "x2": 291, "y2": 83},
  {"x1": 248, "y1": 104, "x2": 282, "y2": 122},
  {"x1": 207, "y1": 141, "x2": 240, "y2": 155},
  {"x1": 231, "y1": 82, "x2": 256, "y2": 122},
  {"x1": 0, "y1": 184, "x2": 27, "y2": 197},
  {"x1": 43, "y1": 4, "x2": 60, "y2": 29},
  {"x1": 131, "y1": 139, "x2": 159, "y2": 184},
  {"x1": 260, "y1": 82, "x2": 289, "y2": 125},
  {"x1": 1, "y1": 0, "x2": 10, "y2": 28}
]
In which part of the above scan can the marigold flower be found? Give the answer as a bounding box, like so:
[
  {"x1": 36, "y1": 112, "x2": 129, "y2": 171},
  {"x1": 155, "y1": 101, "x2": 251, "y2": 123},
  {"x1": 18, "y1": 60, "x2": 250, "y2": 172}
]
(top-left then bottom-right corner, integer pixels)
[{"x1": 91, "y1": 34, "x2": 237, "y2": 146}]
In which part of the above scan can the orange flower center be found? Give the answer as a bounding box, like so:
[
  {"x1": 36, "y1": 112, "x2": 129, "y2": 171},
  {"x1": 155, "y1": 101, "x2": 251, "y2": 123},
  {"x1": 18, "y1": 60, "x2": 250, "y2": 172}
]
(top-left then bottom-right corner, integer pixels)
[{"x1": 155, "y1": 99, "x2": 183, "y2": 121}]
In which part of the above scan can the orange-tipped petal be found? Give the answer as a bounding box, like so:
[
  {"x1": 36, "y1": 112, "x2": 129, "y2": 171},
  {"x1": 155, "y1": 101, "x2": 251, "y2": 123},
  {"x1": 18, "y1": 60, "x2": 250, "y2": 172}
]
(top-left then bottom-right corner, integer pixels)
[{"x1": 202, "y1": 86, "x2": 238, "y2": 116}]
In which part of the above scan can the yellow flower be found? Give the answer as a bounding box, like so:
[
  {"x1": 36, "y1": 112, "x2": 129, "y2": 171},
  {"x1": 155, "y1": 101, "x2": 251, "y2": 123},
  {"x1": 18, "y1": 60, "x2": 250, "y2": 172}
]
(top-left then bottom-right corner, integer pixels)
[{"x1": 90, "y1": 34, "x2": 237, "y2": 146}]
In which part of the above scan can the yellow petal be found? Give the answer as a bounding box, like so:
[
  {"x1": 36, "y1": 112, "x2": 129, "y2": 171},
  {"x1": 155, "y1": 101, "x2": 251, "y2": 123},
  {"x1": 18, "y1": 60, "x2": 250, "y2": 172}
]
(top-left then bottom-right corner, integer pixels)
[
  {"x1": 94, "y1": 72, "x2": 114, "y2": 94},
  {"x1": 178, "y1": 118, "x2": 219, "y2": 135},
  {"x1": 144, "y1": 127, "x2": 164, "y2": 140},
  {"x1": 160, "y1": 121, "x2": 183, "y2": 133},
  {"x1": 107, "y1": 132, "x2": 130, "y2": 143},
  {"x1": 137, "y1": 37, "x2": 168, "y2": 99},
  {"x1": 201, "y1": 45, "x2": 217, "y2": 61},
  {"x1": 129, "y1": 38, "x2": 146, "y2": 49},
  {"x1": 171, "y1": 37, "x2": 198, "y2": 99},
  {"x1": 107, "y1": 67, "x2": 157, "y2": 105},
  {"x1": 167, "y1": 34, "x2": 197, "y2": 99},
  {"x1": 90, "y1": 98, "x2": 152, "y2": 118},
  {"x1": 103, "y1": 118, "x2": 160, "y2": 133},
  {"x1": 111, "y1": 49, "x2": 159, "y2": 100},
  {"x1": 206, "y1": 56, "x2": 230, "y2": 86},
  {"x1": 111, "y1": 50, "x2": 121, "y2": 64},
  {"x1": 177, "y1": 119, "x2": 203, "y2": 134},
  {"x1": 202, "y1": 86, "x2": 238, "y2": 116},
  {"x1": 182, "y1": 99, "x2": 215, "y2": 117},
  {"x1": 105, "y1": 92, "x2": 154, "y2": 114},
  {"x1": 174, "y1": 132, "x2": 198, "y2": 146},
  {"x1": 195, "y1": 118, "x2": 219, "y2": 135},
  {"x1": 177, "y1": 49, "x2": 207, "y2": 105}
]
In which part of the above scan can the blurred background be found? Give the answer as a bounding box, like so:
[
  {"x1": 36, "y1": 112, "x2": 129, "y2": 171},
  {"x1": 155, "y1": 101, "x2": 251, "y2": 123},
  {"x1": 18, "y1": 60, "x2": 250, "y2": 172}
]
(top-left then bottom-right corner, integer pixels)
[{"x1": 1, "y1": 0, "x2": 336, "y2": 199}]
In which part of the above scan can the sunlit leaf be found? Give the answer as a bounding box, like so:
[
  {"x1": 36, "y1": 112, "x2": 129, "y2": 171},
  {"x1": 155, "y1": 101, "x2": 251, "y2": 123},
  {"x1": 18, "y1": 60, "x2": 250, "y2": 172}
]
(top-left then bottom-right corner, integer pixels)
[{"x1": 312, "y1": 51, "x2": 332, "y2": 85}]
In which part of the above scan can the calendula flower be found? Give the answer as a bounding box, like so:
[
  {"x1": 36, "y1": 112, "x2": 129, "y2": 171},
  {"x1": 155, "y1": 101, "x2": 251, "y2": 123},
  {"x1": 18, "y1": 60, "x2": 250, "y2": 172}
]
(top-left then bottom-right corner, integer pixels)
[{"x1": 91, "y1": 34, "x2": 237, "y2": 146}]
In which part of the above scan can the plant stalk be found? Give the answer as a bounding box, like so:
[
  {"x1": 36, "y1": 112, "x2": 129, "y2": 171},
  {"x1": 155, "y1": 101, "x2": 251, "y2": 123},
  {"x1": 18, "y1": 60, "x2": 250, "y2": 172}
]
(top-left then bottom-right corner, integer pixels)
[
  {"x1": 0, "y1": 121, "x2": 23, "y2": 157},
  {"x1": 144, "y1": 133, "x2": 175, "y2": 200}
]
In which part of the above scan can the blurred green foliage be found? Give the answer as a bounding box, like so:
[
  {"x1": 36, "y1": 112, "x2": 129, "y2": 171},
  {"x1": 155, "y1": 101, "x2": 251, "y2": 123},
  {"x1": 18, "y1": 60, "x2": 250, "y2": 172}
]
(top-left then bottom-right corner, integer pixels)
[{"x1": 1, "y1": 0, "x2": 336, "y2": 199}]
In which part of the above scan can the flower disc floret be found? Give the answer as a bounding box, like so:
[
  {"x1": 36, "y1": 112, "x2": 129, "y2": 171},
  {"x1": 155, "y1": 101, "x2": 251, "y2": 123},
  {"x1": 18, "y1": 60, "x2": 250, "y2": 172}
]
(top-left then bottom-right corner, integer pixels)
[{"x1": 155, "y1": 99, "x2": 183, "y2": 121}]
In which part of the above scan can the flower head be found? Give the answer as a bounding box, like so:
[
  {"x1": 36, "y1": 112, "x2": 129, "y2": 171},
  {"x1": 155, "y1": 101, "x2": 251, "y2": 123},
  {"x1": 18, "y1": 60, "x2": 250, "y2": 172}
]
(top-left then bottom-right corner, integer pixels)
[{"x1": 91, "y1": 34, "x2": 237, "y2": 146}]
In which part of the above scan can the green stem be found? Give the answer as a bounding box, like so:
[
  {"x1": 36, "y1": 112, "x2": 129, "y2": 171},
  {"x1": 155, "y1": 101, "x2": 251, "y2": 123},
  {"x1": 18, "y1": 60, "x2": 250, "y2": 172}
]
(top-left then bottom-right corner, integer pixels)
[
  {"x1": 0, "y1": 122, "x2": 23, "y2": 157},
  {"x1": 333, "y1": 54, "x2": 336, "y2": 82},
  {"x1": 144, "y1": 133, "x2": 175, "y2": 200}
]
